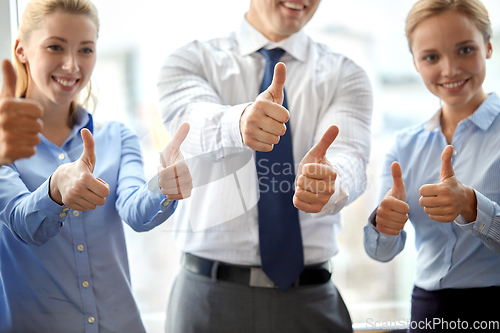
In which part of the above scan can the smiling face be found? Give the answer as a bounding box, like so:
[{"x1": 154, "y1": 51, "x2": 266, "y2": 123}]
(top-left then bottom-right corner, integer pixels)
[
  {"x1": 15, "y1": 11, "x2": 97, "y2": 112},
  {"x1": 246, "y1": 0, "x2": 320, "y2": 42},
  {"x1": 411, "y1": 10, "x2": 492, "y2": 114}
]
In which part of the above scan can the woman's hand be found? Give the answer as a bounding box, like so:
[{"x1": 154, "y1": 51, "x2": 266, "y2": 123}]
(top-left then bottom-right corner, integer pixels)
[
  {"x1": 49, "y1": 128, "x2": 110, "y2": 211},
  {"x1": 158, "y1": 123, "x2": 193, "y2": 200},
  {"x1": 375, "y1": 162, "x2": 410, "y2": 236},
  {"x1": 419, "y1": 145, "x2": 477, "y2": 223}
]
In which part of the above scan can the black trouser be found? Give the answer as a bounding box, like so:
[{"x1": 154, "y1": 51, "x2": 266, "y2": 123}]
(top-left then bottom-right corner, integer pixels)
[{"x1": 410, "y1": 285, "x2": 500, "y2": 332}]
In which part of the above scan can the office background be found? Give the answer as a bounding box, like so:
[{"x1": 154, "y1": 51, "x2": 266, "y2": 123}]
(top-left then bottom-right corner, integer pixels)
[{"x1": 1, "y1": 0, "x2": 500, "y2": 331}]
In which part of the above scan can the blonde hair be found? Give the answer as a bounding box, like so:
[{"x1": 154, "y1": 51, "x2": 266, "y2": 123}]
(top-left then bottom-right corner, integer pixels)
[
  {"x1": 13, "y1": 0, "x2": 99, "y2": 127},
  {"x1": 406, "y1": 0, "x2": 492, "y2": 52}
]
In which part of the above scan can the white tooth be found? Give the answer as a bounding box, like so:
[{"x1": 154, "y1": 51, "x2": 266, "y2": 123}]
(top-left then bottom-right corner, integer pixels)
[
  {"x1": 283, "y1": 2, "x2": 304, "y2": 10},
  {"x1": 56, "y1": 78, "x2": 76, "y2": 87},
  {"x1": 444, "y1": 80, "x2": 464, "y2": 88}
]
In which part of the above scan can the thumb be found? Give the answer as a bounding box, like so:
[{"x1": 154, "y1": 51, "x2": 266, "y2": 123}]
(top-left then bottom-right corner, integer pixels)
[
  {"x1": 1, "y1": 59, "x2": 17, "y2": 98},
  {"x1": 305, "y1": 125, "x2": 339, "y2": 161},
  {"x1": 440, "y1": 145, "x2": 455, "y2": 182},
  {"x1": 168, "y1": 123, "x2": 190, "y2": 152},
  {"x1": 264, "y1": 62, "x2": 286, "y2": 105},
  {"x1": 162, "y1": 123, "x2": 190, "y2": 165},
  {"x1": 391, "y1": 162, "x2": 406, "y2": 201},
  {"x1": 79, "y1": 128, "x2": 96, "y2": 173}
]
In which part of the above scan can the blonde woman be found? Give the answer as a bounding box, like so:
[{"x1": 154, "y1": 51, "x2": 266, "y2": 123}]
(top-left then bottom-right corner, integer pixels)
[
  {"x1": 0, "y1": 1, "x2": 191, "y2": 332},
  {"x1": 364, "y1": 0, "x2": 499, "y2": 331}
]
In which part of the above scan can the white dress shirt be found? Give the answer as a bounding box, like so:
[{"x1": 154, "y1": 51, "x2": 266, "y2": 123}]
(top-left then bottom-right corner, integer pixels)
[{"x1": 158, "y1": 17, "x2": 373, "y2": 265}]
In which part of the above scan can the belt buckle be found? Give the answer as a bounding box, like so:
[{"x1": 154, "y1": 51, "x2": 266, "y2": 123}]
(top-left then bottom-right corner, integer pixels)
[{"x1": 249, "y1": 268, "x2": 276, "y2": 288}]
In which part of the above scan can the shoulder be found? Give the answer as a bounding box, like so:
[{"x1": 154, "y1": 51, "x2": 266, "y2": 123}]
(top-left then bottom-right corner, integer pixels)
[
  {"x1": 93, "y1": 121, "x2": 138, "y2": 143},
  {"x1": 391, "y1": 120, "x2": 433, "y2": 152},
  {"x1": 163, "y1": 32, "x2": 238, "y2": 67},
  {"x1": 310, "y1": 39, "x2": 367, "y2": 77}
]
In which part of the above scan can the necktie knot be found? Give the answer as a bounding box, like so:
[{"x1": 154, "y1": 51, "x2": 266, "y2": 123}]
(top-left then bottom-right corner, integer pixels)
[{"x1": 258, "y1": 48, "x2": 286, "y2": 66}]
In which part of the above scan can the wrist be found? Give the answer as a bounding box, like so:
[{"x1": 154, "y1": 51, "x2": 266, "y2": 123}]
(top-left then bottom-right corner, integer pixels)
[
  {"x1": 460, "y1": 186, "x2": 477, "y2": 223},
  {"x1": 239, "y1": 103, "x2": 252, "y2": 141},
  {"x1": 48, "y1": 173, "x2": 63, "y2": 205}
]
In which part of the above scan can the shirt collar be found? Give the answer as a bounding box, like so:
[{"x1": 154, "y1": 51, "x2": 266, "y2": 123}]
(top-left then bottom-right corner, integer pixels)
[
  {"x1": 236, "y1": 15, "x2": 308, "y2": 62},
  {"x1": 423, "y1": 92, "x2": 500, "y2": 132},
  {"x1": 61, "y1": 106, "x2": 94, "y2": 147},
  {"x1": 468, "y1": 92, "x2": 500, "y2": 131}
]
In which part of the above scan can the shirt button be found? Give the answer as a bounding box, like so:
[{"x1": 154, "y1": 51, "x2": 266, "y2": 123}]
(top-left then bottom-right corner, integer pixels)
[
  {"x1": 163, "y1": 199, "x2": 171, "y2": 206},
  {"x1": 59, "y1": 213, "x2": 66, "y2": 218},
  {"x1": 58, "y1": 153, "x2": 65, "y2": 160},
  {"x1": 453, "y1": 150, "x2": 458, "y2": 156},
  {"x1": 77, "y1": 245, "x2": 84, "y2": 252},
  {"x1": 82, "y1": 281, "x2": 89, "y2": 288},
  {"x1": 63, "y1": 207, "x2": 69, "y2": 212},
  {"x1": 73, "y1": 211, "x2": 80, "y2": 217},
  {"x1": 88, "y1": 317, "x2": 95, "y2": 324}
]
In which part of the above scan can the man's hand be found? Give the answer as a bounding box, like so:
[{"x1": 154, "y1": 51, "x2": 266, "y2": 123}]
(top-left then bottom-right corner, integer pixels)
[
  {"x1": 50, "y1": 129, "x2": 110, "y2": 211},
  {"x1": 419, "y1": 145, "x2": 477, "y2": 223},
  {"x1": 375, "y1": 162, "x2": 410, "y2": 235},
  {"x1": 293, "y1": 125, "x2": 339, "y2": 213},
  {"x1": 158, "y1": 123, "x2": 193, "y2": 200},
  {"x1": 240, "y1": 62, "x2": 289, "y2": 152},
  {"x1": 0, "y1": 59, "x2": 43, "y2": 165}
]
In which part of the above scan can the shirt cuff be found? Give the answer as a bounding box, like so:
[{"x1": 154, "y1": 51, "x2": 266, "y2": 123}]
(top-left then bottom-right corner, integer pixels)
[
  {"x1": 455, "y1": 190, "x2": 495, "y2": 236},
  {"x1": 38, "y1": 178, "x2": 69, "y2": 221},
  {"x1": 220, "y1": 102, "x2": 252, "y2": 148}
]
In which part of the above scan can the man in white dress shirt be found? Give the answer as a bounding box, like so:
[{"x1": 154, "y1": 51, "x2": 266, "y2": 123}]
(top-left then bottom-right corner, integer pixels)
[{"x1": 158, "y1": 1, "x2": 372, "y2": 332}]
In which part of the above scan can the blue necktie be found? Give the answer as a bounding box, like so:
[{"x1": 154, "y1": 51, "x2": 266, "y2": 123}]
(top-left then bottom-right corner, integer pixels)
[{"x1": 256, "y1": 48, "x2": 304, "y2": 291}]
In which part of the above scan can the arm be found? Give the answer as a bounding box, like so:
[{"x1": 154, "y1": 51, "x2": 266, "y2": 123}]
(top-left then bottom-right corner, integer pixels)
[
  {"x1": 158, "y1": 43, "x2": 290, "y2": 157},
  {"x1": 157, "y1": 42, "x2": 248, "y2": 156},
  {"x1": 455, "y1": 190, "x2": 500, "y2": 253},
  {"x1": 419, "y1": 145, "x2": 500, "y2": 253},
  {"x1": 114, "y1": 124, "x2": 178, "y2": 232},
  {"x1": 363, "y1": 140, "x2": 408, "y2": 262},
  {"x1": 296, "y1": 59, "x2": 373, "y2": 216},
  {"x1": 0, "y1": 128, "x2": 108, "y2": 246},
  {"x1": 0, "y1": 165, "x2": 68, "y2": 246}
]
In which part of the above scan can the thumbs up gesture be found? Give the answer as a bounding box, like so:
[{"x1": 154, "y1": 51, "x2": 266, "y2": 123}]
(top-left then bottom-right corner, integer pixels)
[
  {"x1": 240, "y1": 62, "x2": 290, "y2": 152},
  {"x1": 0, "y1": 59, "x2": 43, "y2": 165},
  {"x1": 158, "y1": 123, "x2": 193, "y2": 200},
  {"x1": 419, "y1": 145, "x2": 477, "y2": 223},
  {"x1": 293, "y1": 125, "x2": 339, "y2": 213},
  {"x1": 375, "y1": 162, "x2": 410, "y2": 235},
  {"x1": 49, "y1": 128, "x2": 110, "y2": 211}
]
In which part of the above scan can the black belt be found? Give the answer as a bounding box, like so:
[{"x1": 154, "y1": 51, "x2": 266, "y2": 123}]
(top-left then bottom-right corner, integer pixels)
[{"x1": 182, "y1": 253, "x2": 332, "y2": 288}]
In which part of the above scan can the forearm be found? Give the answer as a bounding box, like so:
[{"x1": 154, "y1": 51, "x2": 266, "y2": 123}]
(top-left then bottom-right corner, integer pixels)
[
  {"x1": 115, "y1": 183, "x2": 177, "y2": 232},
  {"x1": 158, "y1": 49, "x2": 249, "y2": 157},
  {"x1": 363, "y1": 208, "x2": 406, "y2": 262},
  {"x1": 1, "y1": 177, "x2": 66, "y2": 246}
]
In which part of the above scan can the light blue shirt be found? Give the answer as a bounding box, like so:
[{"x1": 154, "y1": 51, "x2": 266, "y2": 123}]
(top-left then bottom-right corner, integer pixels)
[
  {"x1": 364, "y1": 92, "x2": 500, "y2": 291},
  {"x1": 0, "y1": 108, "x2": 177, "y2": 333}
]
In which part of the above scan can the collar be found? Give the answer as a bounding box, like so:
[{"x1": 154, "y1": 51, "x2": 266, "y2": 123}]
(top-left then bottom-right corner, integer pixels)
[
  {"x1": 423, "y1": 92, "x2": 500, "y2": 132},
  {"x1": 468, "y1": 92, "x2": 500, "y2": 131},
  {"x1": 236, "y1": 15, "x2": 309, "y2": 62},
  {"x1": 65, "y1": 106, "x2": 93, "y2": 146}
]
